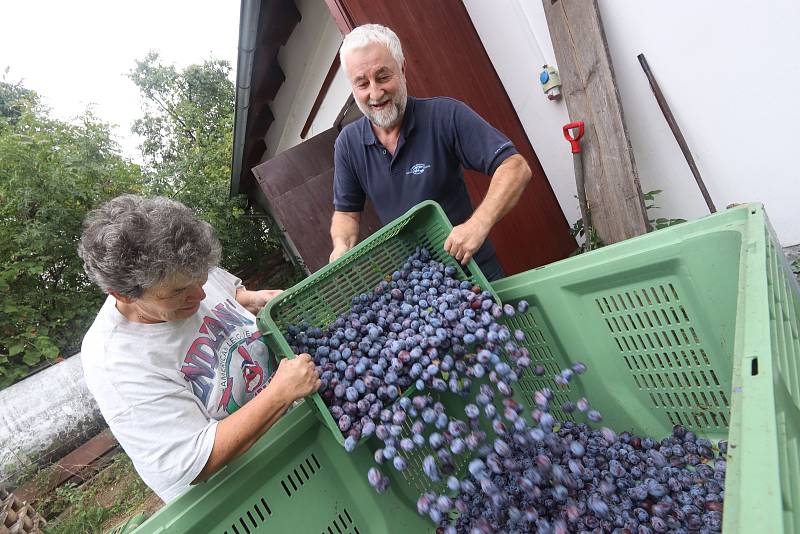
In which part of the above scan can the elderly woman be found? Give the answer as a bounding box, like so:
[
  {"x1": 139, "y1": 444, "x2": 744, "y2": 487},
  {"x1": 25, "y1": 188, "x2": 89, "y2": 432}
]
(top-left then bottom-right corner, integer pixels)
[{"x1": 78, "y1": 194, "x2": 319, "y2": 503}]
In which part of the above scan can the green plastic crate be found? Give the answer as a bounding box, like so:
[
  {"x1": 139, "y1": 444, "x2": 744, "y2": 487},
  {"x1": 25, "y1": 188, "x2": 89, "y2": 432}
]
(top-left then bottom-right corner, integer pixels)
[
  {"x1": 133, "y1": 203, "x2": 799, "y2": 534},
  {"x1": 256, "y1": 200, "x2": 496, "y2": 449},
  {"x1": 130, "y1": 401, "x2": 432, "y2": 534}
]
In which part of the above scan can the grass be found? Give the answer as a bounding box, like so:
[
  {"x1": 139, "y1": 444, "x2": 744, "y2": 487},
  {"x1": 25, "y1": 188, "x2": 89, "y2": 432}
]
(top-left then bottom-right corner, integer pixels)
[{"x1": 43, "y1": 453, "x2": 154, "y2": 534}]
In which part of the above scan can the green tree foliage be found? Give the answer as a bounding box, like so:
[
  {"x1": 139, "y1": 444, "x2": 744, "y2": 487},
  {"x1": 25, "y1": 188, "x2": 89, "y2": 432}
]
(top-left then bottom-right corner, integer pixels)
[
  {"x1": 129, "y1": 52, "x2": 280, "y2": 271},
  {"x1": 0, "y1": 77, "x2": 143, "y2": 386},
  {"x1": 0, "y1": 56, "x2": 291, "y2": 387}
]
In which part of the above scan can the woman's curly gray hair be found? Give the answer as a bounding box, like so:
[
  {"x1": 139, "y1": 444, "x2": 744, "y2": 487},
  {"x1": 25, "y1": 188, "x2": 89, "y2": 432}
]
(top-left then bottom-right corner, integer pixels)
[{"x1": 78, "y1": 195, "x2": 222, "y2": 299}]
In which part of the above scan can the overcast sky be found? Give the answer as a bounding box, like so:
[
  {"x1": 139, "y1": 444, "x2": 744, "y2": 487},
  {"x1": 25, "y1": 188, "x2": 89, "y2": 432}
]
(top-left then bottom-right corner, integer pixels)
[{"x1": 0, "y1": 0, "x2": 241, "y2": 161}]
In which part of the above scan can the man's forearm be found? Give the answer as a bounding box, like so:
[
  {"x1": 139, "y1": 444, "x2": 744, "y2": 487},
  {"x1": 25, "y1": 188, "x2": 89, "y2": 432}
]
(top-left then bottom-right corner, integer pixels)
[
  {"x1": 330, "y1": 211, "x2": 361, "y2": 261},
  {"x1": 472, "y1": 154, "x2": 532, "y2": 228},
  {"x1": 332, "y1": 232, "x2": 358, "y2": 249},
  {"x1": 192, "y1": 387, "x2": 291, "y2": 483},
  {"x1": 331, "y1": 211, "x2": 360, "y2": 247}
]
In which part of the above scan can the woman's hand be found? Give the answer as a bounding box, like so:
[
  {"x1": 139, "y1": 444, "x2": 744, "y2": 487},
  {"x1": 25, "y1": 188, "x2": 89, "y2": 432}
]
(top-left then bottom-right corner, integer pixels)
[
  {"x1": 268, "y1": 354, "x2": 320, "y2": 404},
  {"x1": 236, "y1": 288, "x2": 284, "y2": 314}
]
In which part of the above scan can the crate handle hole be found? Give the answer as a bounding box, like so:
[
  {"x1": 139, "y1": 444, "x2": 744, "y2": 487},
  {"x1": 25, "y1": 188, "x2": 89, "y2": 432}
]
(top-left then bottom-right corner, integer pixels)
[{"x1": 750, "y1": 357, "x2": 759, "y2": 376}]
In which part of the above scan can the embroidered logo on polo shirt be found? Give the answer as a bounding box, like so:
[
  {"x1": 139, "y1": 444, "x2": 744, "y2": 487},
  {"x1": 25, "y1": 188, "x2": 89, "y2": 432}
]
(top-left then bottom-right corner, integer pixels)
[{"x1": 407, "y1": 163, "x2": 431, "y2": 175}]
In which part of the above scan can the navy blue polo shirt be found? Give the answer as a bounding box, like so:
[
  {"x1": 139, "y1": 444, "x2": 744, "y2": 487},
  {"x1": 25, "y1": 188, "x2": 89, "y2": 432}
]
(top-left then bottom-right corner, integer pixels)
[{"x1": 333, "y1": 96, "x2": 518, "y2": 277}]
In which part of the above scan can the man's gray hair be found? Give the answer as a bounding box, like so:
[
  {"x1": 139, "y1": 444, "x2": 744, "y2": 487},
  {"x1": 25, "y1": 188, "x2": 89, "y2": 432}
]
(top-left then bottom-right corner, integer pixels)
[
  {"x1": 78, "y1": 194, "x2": 221, "y2": 299},
  {"x1": 340, "y1": 24, "x2": 404, "y2": 74}
]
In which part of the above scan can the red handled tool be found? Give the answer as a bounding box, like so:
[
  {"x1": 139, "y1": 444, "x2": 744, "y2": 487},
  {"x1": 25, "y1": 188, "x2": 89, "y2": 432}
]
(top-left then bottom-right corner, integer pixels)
[
  {"x1": 563, "y1": 121, "x2": 593, "y2": 250},
  {"x1": 563, "y1": 121, "x2": 585, "y2": 154}
]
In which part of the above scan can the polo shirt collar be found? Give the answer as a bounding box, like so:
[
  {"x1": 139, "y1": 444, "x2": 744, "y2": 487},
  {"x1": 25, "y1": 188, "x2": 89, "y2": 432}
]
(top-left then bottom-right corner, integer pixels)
[
  {"x1": 361, "y1": 96, "x2": 417, "y2": 145},
  {"x1": 402, "y1": 96, "x2": 416, "y2": 137}
]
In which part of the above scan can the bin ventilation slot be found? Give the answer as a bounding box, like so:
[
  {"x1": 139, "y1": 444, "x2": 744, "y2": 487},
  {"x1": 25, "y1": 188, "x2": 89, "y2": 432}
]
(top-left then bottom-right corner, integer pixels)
[
  {"x1": 396, "y1": 407, "x2": 471, "y2": 495},
  {"x1": 223, "y1": 496, "x2": 272, "y2": 534},
  {"x1": 397, "y1": 414, "x2": 433, "y2": 494},
  {"x1": 507, "y1": 308, "x2": 574, "y2": 422},
  {"x1": 281, "y1": 452, "x2": 322, "y2": 497},
  {"x1": 595, "y1": 283, "x2": 729, "y2": 431},
  {"x1": 322, "y1": 507, "x2": 360, "y2": 534},
  {"x1": 401, "y1": 305, "x2": 563, "y2": 496}
]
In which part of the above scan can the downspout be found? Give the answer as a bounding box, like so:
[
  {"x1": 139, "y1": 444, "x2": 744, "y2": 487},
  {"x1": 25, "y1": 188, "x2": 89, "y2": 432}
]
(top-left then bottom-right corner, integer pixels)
[{"x1": 230, "y1": 0, "x2": 261, "y2": 198}]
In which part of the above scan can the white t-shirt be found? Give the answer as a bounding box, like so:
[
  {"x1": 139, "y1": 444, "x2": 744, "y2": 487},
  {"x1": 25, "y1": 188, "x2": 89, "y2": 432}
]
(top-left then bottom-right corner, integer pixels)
[{"x1": 81, "y1": 268, "x2": 274, "y2": 502}]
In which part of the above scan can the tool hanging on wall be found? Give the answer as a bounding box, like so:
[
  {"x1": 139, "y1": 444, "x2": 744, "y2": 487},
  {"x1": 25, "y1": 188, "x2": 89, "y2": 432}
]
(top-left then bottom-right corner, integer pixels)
[
  {"x1": 563, "y1": 121, "x2": 593, "y2": 250},
  {"x1": 637, "y1": 53, "x2": 717, "y2": 213},
  {"x1": 540, "y1": 65, "x2": 562, "y2": 100}
]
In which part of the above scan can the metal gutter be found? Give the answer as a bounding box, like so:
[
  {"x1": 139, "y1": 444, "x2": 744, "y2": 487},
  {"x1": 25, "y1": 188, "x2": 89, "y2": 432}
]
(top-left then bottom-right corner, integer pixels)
[{"x1": 230, "y1": 0, "x2": 261, "y2": 198}]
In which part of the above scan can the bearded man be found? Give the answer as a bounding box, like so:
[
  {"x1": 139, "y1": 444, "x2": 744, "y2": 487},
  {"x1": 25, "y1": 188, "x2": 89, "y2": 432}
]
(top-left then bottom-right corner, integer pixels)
[{"x1": 329, "y1": 24, "x2": 532, "y2": 281}]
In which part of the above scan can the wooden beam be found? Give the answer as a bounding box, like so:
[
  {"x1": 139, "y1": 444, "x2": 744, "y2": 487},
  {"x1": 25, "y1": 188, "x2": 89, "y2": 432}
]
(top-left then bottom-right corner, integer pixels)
[
  {"x1": 260, "y1": 0, "x2": 302, "y2": 46},
  {"x1": 334, "y1": 94, "x2": 356, "y2": 131},
  {"x1": 252, "y1": 57, "x2": 285, "y2": 102},
  {"x1": 543, "y1": 0, "x2": 649, "y2": 243},
  {"x1": 300, "y1": 51, "x2": 341, "y2": 139},
  {"x1": 323, "y1": 0, "x2": 356, "y2": 34}
]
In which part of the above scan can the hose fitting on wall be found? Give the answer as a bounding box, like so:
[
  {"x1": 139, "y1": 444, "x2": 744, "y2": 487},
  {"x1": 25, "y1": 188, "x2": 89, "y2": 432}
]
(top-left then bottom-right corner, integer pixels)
[{"x1": 540, "y1": 64, "x2": 562, "y2": 100}]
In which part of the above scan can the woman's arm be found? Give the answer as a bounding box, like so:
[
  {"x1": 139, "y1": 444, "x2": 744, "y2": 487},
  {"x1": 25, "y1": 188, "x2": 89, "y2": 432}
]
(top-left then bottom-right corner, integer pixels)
[
  {"x1": 235, "y1": 288, "x2": 283, "y2": 315},
  {"x1": 192, "y1": 354, "x2": 320, "y2": 483}
]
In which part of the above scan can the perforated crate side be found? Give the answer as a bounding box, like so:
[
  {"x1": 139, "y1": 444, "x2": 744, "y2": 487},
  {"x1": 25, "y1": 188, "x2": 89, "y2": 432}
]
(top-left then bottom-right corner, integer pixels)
[
  {"x1": 763, "y1": 219, "x2": 800, "y2": 534},
  {"x1": 132, "y1": 403, "x2": 431, "y2": 534}
]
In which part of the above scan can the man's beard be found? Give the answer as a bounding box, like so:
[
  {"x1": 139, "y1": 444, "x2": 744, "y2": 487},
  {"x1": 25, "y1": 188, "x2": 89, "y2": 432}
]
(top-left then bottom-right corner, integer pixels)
[{"x1": 358, "y1": 80, "x2": 408, "y2": 129}]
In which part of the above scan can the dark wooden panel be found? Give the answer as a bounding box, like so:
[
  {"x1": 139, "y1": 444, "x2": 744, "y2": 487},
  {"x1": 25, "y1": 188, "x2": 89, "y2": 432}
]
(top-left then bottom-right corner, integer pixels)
[
  {"x1": 324, "y1": 0, "x2": 575, "y2": 274},
  {"x1": 244, "y1": 138, "x2": 267, "y2": 181},
  {"x1": 252, "y1": 58, "x2": 285, "y2": 102},
  {"x1": 253, "y1": 128, "x2": 382, "y2": 272},
  {"x1": 543, "y1": 0, "x2": 649, "y2": 243}
]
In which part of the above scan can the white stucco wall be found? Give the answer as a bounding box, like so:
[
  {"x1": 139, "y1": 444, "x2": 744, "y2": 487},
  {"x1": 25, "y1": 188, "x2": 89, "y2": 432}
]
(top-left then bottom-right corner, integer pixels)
[
  {"x1": 465, "y1": 0, "x2": 800, "y2": 246},
  {"x1": 266, "y1": 0, "x2": 349, "y2": 157}
]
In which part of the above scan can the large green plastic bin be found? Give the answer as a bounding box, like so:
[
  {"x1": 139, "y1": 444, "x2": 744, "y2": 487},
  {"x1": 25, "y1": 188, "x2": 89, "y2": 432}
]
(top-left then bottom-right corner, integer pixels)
[
  {"x1": 491, "y1": 204, "x2": 799, "y2": 534},
  {"x1": 132, "y1": 203, "x2": 798, "y2": 534}
]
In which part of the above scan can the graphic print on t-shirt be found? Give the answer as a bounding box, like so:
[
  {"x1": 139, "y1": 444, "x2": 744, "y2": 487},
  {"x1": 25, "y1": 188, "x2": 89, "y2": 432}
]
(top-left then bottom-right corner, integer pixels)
[{"x1": 179, "y1": 299, "x2": 273, "y2": 416}]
